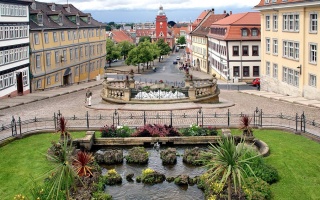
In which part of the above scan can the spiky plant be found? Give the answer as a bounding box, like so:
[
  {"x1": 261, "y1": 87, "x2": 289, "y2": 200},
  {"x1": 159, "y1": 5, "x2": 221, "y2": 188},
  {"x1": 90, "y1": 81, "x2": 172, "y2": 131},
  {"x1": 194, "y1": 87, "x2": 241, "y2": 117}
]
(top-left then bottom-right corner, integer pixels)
[
  {"x1": 240, "y1": 115, "x2": 253, "y2": 137},
  {"x1": 73, "y1": 151, "x2": 94, "y2": 177}
]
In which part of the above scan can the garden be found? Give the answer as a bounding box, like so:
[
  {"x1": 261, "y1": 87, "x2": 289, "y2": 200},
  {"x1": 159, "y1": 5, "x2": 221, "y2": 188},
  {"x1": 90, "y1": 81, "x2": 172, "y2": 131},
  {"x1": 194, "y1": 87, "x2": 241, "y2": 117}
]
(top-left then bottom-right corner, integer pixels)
[{"x1": 0, "y1": 116, "x2": 320, "y2": 200}]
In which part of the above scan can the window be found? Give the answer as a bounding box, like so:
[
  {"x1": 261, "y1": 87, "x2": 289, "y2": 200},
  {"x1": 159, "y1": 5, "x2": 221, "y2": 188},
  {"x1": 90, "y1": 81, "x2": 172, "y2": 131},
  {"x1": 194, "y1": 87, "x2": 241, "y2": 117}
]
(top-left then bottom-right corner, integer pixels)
[
  {"x1": 53, "y1": 32, "x2": 58, "y2": 42},
  {"x1": 22, "y1": 70, "x2": 28, "y2": 86},
  {"x1": 294, "y1": 43, "x2": 299, "y2": 59},
  {"x1": 63, "y1": 50, "x2": 67, "y2": 62},
  {"x1": 36, "y1": 55, "x2": 41, "y2": 68},
  {"x1": 310, "y1": 13, "x2": 318, "y2": 32},
  {"x1": 73, "y1": 31, "x2": 77, "y2": 40},
  {"x1": 253, "y1": 66, "x2": 259, "y2": 77},
  {"x1": 283, "y1": 66, "x2": 299, "y2": 86},
  {"x1": 273, "y1": 14, "x2": 278, "y2": 30},
  {"x1": 241, "y1": 29, "x2": 248, "y2": 36},
  {"x1": 83, "y1": 30, "x2": 87, "y2": 38},
  {"x1": 68, "y1": 31, "x2": 72, "y2": 40},
  {"x1": 252, "y1": 46, "x2": 259, "y2": 56},
  {"x1": 242, "y1": 46, "x2": 249, "y2": 56},
  {"x1": 273, "y1": 63, "x2": 278, "y2": 78},
  {"x1": 55, "y1": 74, "x2": 59, "y2": 82},
  {"x1": 283, "y1": 13, "x2": 299, "y2": 31},
  {"x1": 37, "y1": 13, "x2": 43, "y2": 25},
  {"x1": 273, "y1": 39, "x2": 278, "y2": 55},
  {"x1": 34, "y1": 33, "x2": 39, "y2": 44},
  {"x1": 46, "y1": 52, "x2": 51, "y2": 67},
  {"x1": 283, "y1": 40, "x2": 299, "y2": 60},
  {"x1": 310, "y1": 43, "x2": 317, "y2": 63},
  {"x1": 266, "y1": 15, "x2": 270, "y2": 30},
  {"x1": 0, "y1": 75, "x2": 2, "y2": 89},
  {"x1": 69, "y1": 48, "x2": 73, "y2": 60},
  {"x1": 85, "y1": 46, "x2": 88, "y2": 56},
  {"x1": 80, "y1": 47, "x2": 83, "y2": 57},
  {"x1": 283, "y1": 67, "x2": 288, "y2": 82},
  {"x1": 251, "y1": 29, "x2": 258, "y2": 36},
  {"x1": 266, "y1": 61, "x2": 270, "y2": 76},
  {"x1": 266, "y1": 38, "x2": 270, "y2": 53},
  {"x1": 37, "y1": 79, "x2": 42, "y2": 89},
  {"x1": 47, "y1": 76, "x2": 51, "y2": 85},
  {"x1": 55, "y1": 51, "x2": 59, "y2": 63},
  {"x1": 44, "y1": 32, "x2": 49, "y2": 43},
  {"x1": 233, "y1": 66, "x2": 239, "y2": 77},
  {"x1": 233, "y1": 46, "x2": 239, "y2": 56},
  {"x1": 309, "y1": 74, "x2": 317, "y2": 87},
  {"x1": 243, "y1": 66, "x2": 249, "y2": 77},
  {"x1": 61, "y1": 31, "x2": 65, "y2": 41},
  {"x1": 75, "y1": 48, "x2": 79, "y2": 59}
]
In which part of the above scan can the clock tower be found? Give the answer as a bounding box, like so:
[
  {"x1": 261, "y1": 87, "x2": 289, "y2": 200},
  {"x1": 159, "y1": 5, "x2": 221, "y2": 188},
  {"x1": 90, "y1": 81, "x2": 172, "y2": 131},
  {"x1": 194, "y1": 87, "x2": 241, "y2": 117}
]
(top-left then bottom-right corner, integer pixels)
[{"x1": 155, "y1": 5, "x2": 168, "y2": 39}]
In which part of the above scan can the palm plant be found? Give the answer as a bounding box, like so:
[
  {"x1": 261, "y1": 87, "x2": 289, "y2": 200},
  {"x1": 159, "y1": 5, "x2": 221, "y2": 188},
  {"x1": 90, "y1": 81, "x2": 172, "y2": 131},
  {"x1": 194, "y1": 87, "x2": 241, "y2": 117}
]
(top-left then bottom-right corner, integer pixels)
[
  {"x1": 73, "y1": 151, "x2": 94, "y2": 177},
  {"x1": 200, "y1": 136, "x2": 258, "y2": 200},
  {"x1": 45, "y1": 137, "x2": 79, "y2": 200},
  {"x1": 240, "y1": 115, "x2": 253, "y2": 137}
]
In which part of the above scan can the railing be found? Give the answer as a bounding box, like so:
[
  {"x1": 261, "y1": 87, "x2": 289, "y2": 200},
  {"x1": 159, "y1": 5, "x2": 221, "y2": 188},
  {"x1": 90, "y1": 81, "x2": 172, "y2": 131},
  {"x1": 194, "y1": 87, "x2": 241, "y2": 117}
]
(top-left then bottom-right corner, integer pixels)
[{"x1": 1, "y1": 108, "x2": 320, "y2": 143}]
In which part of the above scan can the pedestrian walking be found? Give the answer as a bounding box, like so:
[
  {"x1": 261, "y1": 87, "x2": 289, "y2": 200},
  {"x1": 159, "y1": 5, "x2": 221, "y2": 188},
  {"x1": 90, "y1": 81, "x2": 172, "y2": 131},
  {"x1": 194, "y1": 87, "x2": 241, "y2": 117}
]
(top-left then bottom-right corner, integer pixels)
[{"x1": 85, "y1": 89, "x2": 92, "y2": 106}]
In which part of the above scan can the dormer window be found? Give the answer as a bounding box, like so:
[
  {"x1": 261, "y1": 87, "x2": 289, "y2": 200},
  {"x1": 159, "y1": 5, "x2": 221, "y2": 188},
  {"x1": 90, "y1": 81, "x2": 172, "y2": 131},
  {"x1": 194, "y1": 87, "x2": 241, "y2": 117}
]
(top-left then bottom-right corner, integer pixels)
[
  {"x1": 251, "y1": 28, "x2": 259, "y2": 36},
  {"x1": 76, "y1": 15, "x2": 80, "y2": 25},
  {"x1": 58, "y1": 13, "x2": 63, "y2": 25},
  {"x1": 241, "y1": 28, "x2": 248, "y2": 36},
  {"x1": 31, "y1": 2, "x2": 36, "y2": 10},
  {"x1": 88, "y1": 16, "x2": 91, "y2": 24},
  {"x1": 37, "y1": 13, "x2": 43, "y2": 26},
  {"x1": 51, "y1": 4, "x2": 55, "y2": 11}
]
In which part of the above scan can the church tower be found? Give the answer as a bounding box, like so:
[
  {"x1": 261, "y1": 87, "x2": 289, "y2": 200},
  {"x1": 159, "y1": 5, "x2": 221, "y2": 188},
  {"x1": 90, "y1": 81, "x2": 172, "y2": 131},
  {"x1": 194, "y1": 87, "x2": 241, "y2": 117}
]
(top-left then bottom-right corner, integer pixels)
[{"x1": 155, "y1": 5, "x2": 168, "y2": 40}]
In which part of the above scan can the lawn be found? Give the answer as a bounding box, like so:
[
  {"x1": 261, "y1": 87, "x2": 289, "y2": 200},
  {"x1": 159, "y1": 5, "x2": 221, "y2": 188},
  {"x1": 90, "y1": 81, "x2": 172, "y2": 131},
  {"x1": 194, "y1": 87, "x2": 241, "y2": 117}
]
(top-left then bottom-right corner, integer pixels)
[
  {"x1": 0, "y1": 130, "x2": 319, "y2": 199},
  {"x1": 0, "y1": 132, "x2": 86, "y2": 200}
]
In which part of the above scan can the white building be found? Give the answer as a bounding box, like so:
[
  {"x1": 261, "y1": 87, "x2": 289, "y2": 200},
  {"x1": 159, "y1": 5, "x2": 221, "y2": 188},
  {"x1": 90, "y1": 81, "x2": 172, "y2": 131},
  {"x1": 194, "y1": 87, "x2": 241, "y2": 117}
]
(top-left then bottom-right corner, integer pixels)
[
  {"x1": 208, "y1": 12, "x2": 261, "y2": 82},
  {"x1": 0, "y1": 0, "x2": 30, "y2": 98}
]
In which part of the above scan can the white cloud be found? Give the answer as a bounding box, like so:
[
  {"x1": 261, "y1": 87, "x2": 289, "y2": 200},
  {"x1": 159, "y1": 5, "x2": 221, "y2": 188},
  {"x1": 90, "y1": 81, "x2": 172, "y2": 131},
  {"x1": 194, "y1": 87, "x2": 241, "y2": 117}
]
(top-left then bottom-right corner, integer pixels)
[{"x1": 39, "y1": 0, "x2": 258, "y2": 11}]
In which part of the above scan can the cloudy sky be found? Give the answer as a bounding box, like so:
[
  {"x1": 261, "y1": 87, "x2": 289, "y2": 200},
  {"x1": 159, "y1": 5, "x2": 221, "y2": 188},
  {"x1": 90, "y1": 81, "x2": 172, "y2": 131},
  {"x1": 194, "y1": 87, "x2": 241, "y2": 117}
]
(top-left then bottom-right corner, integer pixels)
[{"x1": 39, "y1": 0, "x2": 259, "y2": 22}]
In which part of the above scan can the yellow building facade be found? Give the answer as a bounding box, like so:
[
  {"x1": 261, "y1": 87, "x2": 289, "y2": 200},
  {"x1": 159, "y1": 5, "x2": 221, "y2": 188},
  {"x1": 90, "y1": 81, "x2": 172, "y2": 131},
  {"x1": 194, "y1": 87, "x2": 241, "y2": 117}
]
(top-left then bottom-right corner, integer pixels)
[
  {"x1": 191, "y1": 35, "x2": 207, "y2": 72},
  {"x1": 29, "y1": 1, "x2": 106, "y2": 92},
  {"x1": 255, "y1": 1, "x2": 320, "y2": 100}
]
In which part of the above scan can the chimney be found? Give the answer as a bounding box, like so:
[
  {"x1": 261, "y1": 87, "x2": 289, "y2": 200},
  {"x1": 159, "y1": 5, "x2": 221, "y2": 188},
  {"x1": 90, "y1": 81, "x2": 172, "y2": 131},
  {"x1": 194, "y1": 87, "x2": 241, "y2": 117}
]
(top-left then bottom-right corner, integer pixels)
[
  {"x1": 212, "y1": 8, "x2": 215, "y2": 14},
  {"x1": 224, "y1": 10, "x2": 226, "y2": 14},
  {"x1": 230, "y1": 11, "x2": 232, "y2": 15}
]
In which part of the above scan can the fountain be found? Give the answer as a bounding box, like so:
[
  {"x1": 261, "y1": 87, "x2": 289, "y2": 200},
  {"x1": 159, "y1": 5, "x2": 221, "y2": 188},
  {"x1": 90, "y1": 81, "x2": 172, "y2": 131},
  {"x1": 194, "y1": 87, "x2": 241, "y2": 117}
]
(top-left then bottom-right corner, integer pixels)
[{"x1": 101, "y1": 69, "x2": 220, "y2": 104}]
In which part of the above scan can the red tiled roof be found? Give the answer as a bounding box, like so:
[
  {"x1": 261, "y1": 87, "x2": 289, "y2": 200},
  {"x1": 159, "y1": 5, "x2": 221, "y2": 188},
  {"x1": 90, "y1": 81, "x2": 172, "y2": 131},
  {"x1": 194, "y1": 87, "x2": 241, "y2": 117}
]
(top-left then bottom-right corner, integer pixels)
[
  {"x1": 192, "y1": 10, "x2": 209, "y2": 26},
  {"x1": 192, "y1": 13, "x2": 228, "y2": 36},
  {"x1": 110, "y1": 30, "x2": 134, "y2": 44},
  {"x1": 208, "y1": 12, "x2": 261, "y2": 41},
  {"x1": 136, "y1": 29, "x2": 154, "y2": 37},
  {"x1": 255, "y1": 0, "x2": 305, "y2": 8}
]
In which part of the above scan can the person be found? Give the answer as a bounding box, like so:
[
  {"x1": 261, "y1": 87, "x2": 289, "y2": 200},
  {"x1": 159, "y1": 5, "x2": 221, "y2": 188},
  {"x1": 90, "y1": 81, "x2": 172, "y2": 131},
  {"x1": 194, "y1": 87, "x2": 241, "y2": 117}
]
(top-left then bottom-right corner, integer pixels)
[{"x1": 85, "y1": 89, "x2": 92, "y2": 106}]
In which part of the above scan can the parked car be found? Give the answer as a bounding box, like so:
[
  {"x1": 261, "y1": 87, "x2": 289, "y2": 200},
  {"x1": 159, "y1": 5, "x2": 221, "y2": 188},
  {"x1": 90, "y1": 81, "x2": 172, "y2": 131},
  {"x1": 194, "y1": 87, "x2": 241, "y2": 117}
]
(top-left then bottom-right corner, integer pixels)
[
  {"x1": 176, "y1": 56, "x2": 180, "y2": 60},
  {"x1": 173, "y1": 61, "x2": 178, "y2": 64},
  {"x1": 252, "y1": 78, "x2": 260, "y2": 86}
]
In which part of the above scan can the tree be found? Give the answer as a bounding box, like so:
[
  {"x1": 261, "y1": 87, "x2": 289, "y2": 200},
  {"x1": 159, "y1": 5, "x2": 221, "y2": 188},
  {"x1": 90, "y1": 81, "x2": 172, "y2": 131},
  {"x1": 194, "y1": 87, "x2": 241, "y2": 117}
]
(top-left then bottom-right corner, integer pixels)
[
  {"x1": 149, "y1": 43, "x2": 160, "y2": 66},
  {"x1": 118, "y1": 41, "x2": 135, "y2": 60},
  {"x1": 156, "y1": 39, "x2": 171, "y2": 62},
  {"x1": 177, "y1": 36, "x2": 186, "y2": 45},
  {"x1": 125, "y1": 41, "x2": 153, "y2": 73},
  {"x1": 139, "y1": 36, "x2": 151, "y2": 43},
  {"x1": 200, "y1": 136, "x2": 258, "y2": 200},
  {"x1": 105, "y1": 38, "x2": 121, "y2": 67}
]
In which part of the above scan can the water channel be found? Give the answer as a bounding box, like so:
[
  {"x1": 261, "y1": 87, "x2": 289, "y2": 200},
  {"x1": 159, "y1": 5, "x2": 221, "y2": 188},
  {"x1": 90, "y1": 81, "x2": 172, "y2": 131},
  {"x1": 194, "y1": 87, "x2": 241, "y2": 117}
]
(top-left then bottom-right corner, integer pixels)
[{"x1": 100, "y1": 146, "x2": 207, "y2": 200}]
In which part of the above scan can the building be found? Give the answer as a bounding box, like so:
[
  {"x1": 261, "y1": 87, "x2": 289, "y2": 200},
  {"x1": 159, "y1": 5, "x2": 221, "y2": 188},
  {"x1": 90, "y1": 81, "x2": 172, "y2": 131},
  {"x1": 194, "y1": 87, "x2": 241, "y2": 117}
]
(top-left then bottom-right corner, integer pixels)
[
  {"x1": 108, "y1": 29, "x2": 134, "y2": 44},
  {"x1": 207, "y1": 12, "x2": 261, "y2": 82},
  {"x1": 190, "y1": 9, "x2": 229, "y2": 73},
  {"x1": 254, "y1": 0, "x2": 320, "y2": 99},
  {"x1": 0, "y1": 0, "x2": 30, "y2": 98},
  {"x1": 29, "y1": 1, "x2": 106, "y2": 92}
]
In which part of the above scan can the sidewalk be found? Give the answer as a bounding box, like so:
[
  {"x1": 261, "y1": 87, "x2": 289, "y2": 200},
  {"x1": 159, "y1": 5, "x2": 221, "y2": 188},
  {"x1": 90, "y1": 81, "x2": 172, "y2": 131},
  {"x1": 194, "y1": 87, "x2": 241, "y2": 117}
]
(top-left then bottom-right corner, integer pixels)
[{"x1": 240, "y1": 90, "x2": 320, "y2": 108}]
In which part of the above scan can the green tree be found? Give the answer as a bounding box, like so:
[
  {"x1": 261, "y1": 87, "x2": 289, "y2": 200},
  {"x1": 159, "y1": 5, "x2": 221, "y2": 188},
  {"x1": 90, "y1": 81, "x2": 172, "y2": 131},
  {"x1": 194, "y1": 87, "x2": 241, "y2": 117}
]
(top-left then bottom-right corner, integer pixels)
[
  {"x1": 139, "y1": 36, "x2": 151, "y2": 43},
  {"x1": 156, "y1": 39, "x2": 171, "y2": 62},
  {"x1": 200, "y1": 137, "x2": 258, "y2": 200},
  {"x1": 118, "y1": 41, "x2": 135, "y2": 60},
  {"x1": 106, "y1": 38, "x2": 121, "y2": 67},
  {"x1": 125, "y1": 41, "x2": 153, "y2": 73},
  {"x1": 149, "y1": 43, "x2": 160, "y2": 66},
  {"x1": 177, "y1": 36, "x2": 186, "y2": 45}
]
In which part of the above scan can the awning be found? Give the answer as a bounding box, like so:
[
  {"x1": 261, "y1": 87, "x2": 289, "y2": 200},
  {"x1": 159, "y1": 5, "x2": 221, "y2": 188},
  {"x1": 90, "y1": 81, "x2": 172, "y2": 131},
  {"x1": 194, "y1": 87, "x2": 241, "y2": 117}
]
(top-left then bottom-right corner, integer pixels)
[{"x1": 63, "y1": 67, "x2": 71, "y2": 76}]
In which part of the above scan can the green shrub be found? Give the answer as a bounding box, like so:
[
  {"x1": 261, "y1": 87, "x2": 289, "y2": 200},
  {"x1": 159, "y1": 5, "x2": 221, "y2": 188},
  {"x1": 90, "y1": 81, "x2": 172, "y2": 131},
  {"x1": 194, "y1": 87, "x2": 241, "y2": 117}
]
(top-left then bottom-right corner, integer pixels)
[
  {"x1": 180, "y1": 125, "x2": 218, "y2": 136},
  {"x1": 100, "y1": 125, "x2": 117, "y2": 137},
  {"x1": 243, "y1": 177, "x2": 272, "y2": 200},
  {"x1": 116, "y1": 125, "x2": 132, "y2": 137},
  {"x1": 92, "y1": 192, "x2": 112, "y2": 200}
]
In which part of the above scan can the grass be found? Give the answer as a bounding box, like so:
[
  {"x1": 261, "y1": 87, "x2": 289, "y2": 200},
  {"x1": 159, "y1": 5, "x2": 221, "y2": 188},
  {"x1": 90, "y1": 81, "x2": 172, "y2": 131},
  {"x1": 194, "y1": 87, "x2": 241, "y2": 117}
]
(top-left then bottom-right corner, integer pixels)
[
  {"x1": 0, "y1": 132, "x2": 86, "y2": 200},
  {"x1": 0, "y1": 130, "x2": 320, "y2": 199}
]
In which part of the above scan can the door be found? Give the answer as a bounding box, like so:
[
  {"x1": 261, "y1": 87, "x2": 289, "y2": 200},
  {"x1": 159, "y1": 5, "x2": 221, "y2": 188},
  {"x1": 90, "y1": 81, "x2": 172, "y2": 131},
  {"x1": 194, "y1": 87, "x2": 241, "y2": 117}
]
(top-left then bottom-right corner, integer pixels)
[
  {"x1": 16, "y1": 72, "x2": 23, "y2": 95},
  {"x1": 63, "y1": 74, "x2": 70, "y2": 85}
]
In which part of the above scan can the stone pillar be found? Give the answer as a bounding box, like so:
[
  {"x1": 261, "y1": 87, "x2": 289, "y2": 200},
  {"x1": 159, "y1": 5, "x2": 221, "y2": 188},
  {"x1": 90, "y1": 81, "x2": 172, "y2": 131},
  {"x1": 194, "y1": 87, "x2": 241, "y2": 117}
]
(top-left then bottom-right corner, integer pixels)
[
  {"x1": 188, "y1": 87, "x2": 196, "y2": 100},
  {"x1": 123, "y1": 88, "x2": 131, "y2": 101}
]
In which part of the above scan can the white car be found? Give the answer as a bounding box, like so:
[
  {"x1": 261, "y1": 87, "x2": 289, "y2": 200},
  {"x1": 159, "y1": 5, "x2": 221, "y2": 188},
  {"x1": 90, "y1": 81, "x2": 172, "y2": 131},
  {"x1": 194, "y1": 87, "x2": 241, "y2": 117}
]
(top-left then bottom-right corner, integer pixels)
[{"x1": 176, "y1": 56, "x2": 180, "y2": 60}]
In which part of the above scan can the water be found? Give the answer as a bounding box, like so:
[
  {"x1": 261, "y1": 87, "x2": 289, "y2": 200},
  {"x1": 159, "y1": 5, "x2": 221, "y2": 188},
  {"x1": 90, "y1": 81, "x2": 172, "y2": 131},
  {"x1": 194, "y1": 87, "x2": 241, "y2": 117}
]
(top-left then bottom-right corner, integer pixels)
[{"x1": 100, "y1": 146, "x2": 207, "y2": 200}]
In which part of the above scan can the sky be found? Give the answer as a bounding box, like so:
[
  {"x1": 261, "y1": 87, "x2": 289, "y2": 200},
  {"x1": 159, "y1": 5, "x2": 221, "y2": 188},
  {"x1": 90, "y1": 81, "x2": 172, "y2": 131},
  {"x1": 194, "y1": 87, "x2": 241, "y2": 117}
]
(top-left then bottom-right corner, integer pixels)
[{"x1": 39, "y1": 0, "x2": 260, "y2": 23}]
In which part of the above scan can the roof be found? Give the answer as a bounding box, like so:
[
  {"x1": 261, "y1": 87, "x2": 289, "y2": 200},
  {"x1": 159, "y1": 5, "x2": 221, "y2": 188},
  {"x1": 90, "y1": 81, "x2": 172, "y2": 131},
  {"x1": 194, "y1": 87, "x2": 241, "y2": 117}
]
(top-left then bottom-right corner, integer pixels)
[
  {"x1": 193, "y1": 10, "x2": 210, "y2": 26},
  {"x1": 208, "y1": 12, "x2": 261, "y2": 41},
  {"x1": 29, "y1": 1, "x2": 106, "y2": 30},
  {"x1": 171, "y1": 26, "x2": 188, "y2": 38},
  {"x1": 191, "y1": 13, "x2": 229, "y2": 37},
  {"x1": 254, "y1": 0, "x2": 305, "y2": 8},
  {"x1": 136, "y1": 29, "x2": 155, "y2": 37},
  {"x1": 109, "y1": 29, "x2": 134, "y2": 44}
]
